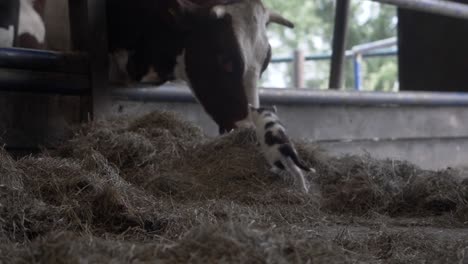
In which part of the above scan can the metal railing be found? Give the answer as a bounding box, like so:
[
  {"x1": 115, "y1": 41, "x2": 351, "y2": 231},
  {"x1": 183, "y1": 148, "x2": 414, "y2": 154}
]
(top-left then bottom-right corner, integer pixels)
[
  {"x1": 270, "y1": 37, "x2": 397, "y2": 90},
  {"x1": 370, "y1": 0, "x2": 468, "y2": 20},
  {"x1": 328, "y1": 0, "x2": 468, "y2": 90},
  {"x1": 351, "y1": 37, "x2": 397, "y2": 90}
]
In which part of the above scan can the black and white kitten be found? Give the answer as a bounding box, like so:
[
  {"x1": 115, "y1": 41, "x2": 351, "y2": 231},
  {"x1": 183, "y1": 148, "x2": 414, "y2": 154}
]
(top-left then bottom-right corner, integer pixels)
[{"x1": 250, "y1": 105, "x2": 315, "y2": 193}]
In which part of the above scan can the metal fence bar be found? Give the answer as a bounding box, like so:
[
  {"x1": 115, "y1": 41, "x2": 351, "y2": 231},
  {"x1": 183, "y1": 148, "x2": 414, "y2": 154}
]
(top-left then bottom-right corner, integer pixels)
[
  {"x1": 370, "y1": 0, "x2": 468, "y2": 20},
  {"x1": 351, "y1": 38, "x2": 397, "y2": 90},
  {"x1": 0, "y1": 48, "x2": 88, "y2": 74},
  {"x1": 113, "y1": 84, "x2": 468, "y2": 106},
  {"x1": 0, "y1": 68, "x2": 89, "y2": 95},
  {"x1": 271, "y1": 49, "x2": 397, "y2": 63},
  {"x1": 351, "y1": 37, "x2": 397, "y2": 54},
  {"x1": 362, "y1": 49, "x2": 397, "y2": 58},
  {"x1": 329, "y1": 0, "x2": 351, "y2": 89}
]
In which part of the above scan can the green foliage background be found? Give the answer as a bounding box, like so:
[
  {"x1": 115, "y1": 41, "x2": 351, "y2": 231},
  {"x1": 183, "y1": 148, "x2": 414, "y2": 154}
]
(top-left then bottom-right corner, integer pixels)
[{"x1": 261, "y1": 0, "x2": 398, "y2": 91}]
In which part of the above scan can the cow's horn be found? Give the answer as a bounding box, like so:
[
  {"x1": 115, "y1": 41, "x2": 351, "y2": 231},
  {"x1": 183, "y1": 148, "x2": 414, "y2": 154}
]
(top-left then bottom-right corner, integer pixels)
[{"x1": 268, "y1": 10, "x2": 294, "y2": 28}]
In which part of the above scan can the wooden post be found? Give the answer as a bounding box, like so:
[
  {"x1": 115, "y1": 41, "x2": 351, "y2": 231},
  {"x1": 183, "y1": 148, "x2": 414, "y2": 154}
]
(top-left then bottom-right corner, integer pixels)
[
  {"x1": 68, "y1": 0, "x2": 90, "y2": 122},
  {"x1": 86, "y1": 0, "x2": 109, "y2": 120},
  {"x1": 293, "y1": 49, "x2": 305, "y2": 88},
  {"x1": 68, "y1": 0, "x2": 109, "y2": 122}
]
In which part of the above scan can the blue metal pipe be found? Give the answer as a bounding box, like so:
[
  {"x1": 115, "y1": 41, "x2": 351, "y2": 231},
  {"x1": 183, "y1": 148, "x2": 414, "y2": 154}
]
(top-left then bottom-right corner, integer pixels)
[
  {"x1": 353, "y1": 55, "x2": 362, "y2": 90},
  {"x1": 0, "y1": 48, "x2": 88, "y2": 74}
]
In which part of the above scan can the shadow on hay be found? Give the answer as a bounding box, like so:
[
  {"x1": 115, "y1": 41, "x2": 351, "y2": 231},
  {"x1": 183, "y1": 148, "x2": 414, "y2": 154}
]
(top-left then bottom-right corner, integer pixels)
[
  {"x1": 0, "y1": 149, "x2": 167, "y2": 243},
  {"x1": 1, "y1": 223, "x2": 352, "y2": 264}
]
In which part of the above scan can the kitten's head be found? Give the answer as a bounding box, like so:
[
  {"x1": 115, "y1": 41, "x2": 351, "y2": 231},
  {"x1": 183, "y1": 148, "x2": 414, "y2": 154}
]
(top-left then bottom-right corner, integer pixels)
[{"x1": 249, "y1": 105, "x2": 278, "y2": 126}]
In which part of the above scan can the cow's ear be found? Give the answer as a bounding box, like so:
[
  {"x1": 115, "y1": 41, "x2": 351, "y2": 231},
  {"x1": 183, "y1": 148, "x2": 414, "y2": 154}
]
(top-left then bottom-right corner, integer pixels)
[
  {"x1": 175, "y1": 0, "x2": 200, "y2": 14},
  {"x1": 267, "y1": 10, "x2": 294, "y2": 28},
  {"x1": 162, "y1": 0, "x2": 197, "y2": 30}
]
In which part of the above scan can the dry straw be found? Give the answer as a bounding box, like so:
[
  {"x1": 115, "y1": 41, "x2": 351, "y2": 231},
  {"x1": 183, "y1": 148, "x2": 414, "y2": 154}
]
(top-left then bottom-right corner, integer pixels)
[{"x1": 1, "y1": 110, "x2": 468, "y2": 263}]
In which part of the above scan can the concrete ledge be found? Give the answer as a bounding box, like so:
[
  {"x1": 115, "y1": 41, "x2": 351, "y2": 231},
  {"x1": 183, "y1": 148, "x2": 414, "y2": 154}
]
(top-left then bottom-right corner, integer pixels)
[
  {"x1": 320, "y1": 137, "x2": 468, "y2": 170},
  {"x1": 111, "y1": 86, "x2": 468, "y2": 170}
]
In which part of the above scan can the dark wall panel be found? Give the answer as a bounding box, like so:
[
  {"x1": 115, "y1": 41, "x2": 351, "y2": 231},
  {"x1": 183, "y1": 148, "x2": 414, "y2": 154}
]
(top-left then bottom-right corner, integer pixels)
[{"x1": 398, "y1": 0, "x2": 468, "y2": 91}]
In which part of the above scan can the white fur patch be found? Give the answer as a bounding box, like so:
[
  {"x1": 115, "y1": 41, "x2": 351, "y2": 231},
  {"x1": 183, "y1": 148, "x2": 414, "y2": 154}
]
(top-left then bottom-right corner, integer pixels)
[
  {"x1": 173, "y1": 50, "x2": 189, "y2": 82},
  {"x1": 109, "y1": 49, "x2": 130, "y2": 83},
  {"x1": 19, "y1": 0, "x2": 45, "y2": 43},
  {"x1": 220, "y1": 2, "x2": 270, "y2": 108},
  {"x1": 141, "y1": 66, "x2": 161, "y2": 83}
]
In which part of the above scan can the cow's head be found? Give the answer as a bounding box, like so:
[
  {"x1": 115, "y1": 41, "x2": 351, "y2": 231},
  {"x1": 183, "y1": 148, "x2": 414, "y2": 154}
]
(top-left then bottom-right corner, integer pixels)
[{"x1": 123, "y1": 0, "x2": 294, "y2": 134}]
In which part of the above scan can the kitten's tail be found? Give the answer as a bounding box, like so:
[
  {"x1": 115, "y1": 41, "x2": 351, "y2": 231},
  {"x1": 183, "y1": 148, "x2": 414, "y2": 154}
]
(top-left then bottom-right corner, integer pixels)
[{"x1": 290, "y1": 152, "x2": 316, "y2": 173}]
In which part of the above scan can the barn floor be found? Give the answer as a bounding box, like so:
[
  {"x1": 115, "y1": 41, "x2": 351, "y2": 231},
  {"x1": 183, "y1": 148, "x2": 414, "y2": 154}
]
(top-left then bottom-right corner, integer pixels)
[{"x1": 1, "y1": 111, "x2": 468, "y2": 263}]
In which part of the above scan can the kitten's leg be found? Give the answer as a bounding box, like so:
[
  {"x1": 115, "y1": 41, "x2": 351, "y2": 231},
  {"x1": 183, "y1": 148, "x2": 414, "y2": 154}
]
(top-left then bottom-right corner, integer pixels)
[
  {"x1": 283, "y1": 158, "x2": 309, "y2": 193},
  {"x1": 270, "y1": 160, "x2": 286, "y2": 176},
  {"x1": 269, "y1": 160, "x2": 290, "y2": 181},
  {"x1": 270, "y1": 166, "x2": 282, "y2": 175}
]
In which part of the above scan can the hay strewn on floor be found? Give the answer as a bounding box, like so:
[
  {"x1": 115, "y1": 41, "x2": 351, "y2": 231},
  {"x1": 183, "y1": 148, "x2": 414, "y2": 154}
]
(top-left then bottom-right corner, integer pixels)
[{"x1": 1, "y1": 110, "x2": 468, "y2": 263}]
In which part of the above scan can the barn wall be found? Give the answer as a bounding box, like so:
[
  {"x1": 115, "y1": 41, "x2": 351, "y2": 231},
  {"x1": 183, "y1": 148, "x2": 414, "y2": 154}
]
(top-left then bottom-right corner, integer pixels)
[
  {"x1": 0, "y1": 93, "x2": 82, "y2": 152},
  {"x1": 398, "y1": 0, "x2": 468, "y2": 91}
]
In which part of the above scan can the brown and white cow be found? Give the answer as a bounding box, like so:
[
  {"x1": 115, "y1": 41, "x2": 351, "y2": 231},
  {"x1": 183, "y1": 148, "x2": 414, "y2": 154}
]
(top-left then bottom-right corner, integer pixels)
[
  {"x1": 2, "y1": 0, "x2": 293, "y2": 134},
  {"x1": 107, "y1": 0, "x2": 294, "y2": 133}
]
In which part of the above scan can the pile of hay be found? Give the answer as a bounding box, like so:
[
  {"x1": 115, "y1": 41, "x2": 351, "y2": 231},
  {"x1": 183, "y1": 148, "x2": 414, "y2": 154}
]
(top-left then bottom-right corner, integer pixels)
[{"x1": 1, "y1": 110, "x2": 468, "y2": 263}]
